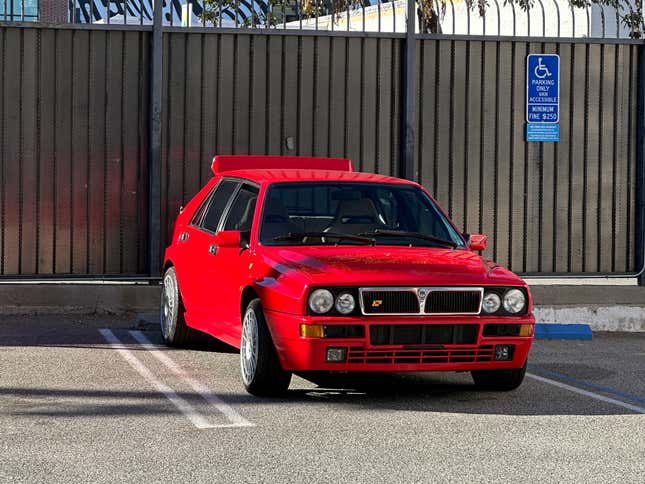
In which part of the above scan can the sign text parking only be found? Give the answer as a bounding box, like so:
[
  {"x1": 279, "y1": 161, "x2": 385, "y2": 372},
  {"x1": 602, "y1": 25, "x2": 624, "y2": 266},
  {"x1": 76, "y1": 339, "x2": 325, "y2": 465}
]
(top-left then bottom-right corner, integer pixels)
[{"x1": 526, "y1": 54, "x2": 560, "y2": 142}]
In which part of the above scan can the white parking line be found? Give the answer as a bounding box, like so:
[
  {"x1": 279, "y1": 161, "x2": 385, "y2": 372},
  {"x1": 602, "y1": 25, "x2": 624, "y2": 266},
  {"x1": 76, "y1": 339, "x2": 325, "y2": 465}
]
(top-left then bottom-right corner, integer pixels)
[
  {"x1": 129, "y1": 330, "x2": 254, "y2": 428},
  {"x1": 99, "y1": 329, "x2": 246, "y2": 429},
  {"x1": 526, "y1": 373, "x2": 645, "y2": 414}
]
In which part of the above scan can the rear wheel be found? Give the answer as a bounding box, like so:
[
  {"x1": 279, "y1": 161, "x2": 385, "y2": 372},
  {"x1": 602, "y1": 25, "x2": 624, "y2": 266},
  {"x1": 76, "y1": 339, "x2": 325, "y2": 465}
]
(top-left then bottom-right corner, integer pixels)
[
  {"x1": 240, "y1": 299, "x2": 292, "y2": 396},
  {"x1": 160, "y1": 267, "x2": 200, "y2": 346},
  {"x1": 471, "y1": 360, "x2": 527, "y2": 391}
]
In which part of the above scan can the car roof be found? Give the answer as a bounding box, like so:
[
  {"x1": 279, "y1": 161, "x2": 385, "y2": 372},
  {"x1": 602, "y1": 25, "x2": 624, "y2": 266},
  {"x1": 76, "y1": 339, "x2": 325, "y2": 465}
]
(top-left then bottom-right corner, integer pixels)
[{"x1": 218, "y1": 169, "x2": 418, "y2": 186}]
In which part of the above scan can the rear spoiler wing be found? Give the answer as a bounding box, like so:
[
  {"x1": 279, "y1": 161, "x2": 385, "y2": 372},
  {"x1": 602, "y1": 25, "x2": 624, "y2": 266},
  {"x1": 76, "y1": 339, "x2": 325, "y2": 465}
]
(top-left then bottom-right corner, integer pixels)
[{"x1": 211, "y1": 155, "x2": 354, "y2": 175}]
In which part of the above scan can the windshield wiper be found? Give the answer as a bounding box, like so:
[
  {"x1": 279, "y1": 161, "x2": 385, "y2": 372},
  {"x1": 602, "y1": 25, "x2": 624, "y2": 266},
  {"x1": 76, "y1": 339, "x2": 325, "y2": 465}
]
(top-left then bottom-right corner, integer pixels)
[
  {"x1": 359, "y1": 229, "x2": 457, "y2": 249},
  {"x1": 273, "y1": 232, "x2": 375, "y2": 245}
]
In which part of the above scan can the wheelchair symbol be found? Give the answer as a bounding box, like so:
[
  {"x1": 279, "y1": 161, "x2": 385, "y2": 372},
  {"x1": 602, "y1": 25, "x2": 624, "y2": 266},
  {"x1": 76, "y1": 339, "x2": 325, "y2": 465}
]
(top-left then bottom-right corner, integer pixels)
[{"x1": 534, "y1": 57, "x2": 552, "y2": 79}]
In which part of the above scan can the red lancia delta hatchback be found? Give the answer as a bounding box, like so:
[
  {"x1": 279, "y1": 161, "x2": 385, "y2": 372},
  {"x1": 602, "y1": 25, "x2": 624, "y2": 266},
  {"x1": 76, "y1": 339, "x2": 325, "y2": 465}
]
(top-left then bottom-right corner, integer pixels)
[{"x1": 162, "y1": 155, "x2": 535, "y2": 396}]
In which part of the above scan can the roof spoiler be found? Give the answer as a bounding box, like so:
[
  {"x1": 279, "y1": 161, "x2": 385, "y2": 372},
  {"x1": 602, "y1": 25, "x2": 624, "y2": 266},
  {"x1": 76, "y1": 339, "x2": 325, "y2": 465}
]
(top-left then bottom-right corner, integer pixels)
[{"x1": 211, "y1": 155, "x2": 354, "y2": 175}]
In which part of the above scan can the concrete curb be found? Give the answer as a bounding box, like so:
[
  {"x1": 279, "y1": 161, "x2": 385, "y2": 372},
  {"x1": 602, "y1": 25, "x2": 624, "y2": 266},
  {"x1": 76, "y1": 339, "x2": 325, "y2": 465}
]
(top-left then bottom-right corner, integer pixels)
[
  {"x1": 533, "y1": 306, "x2": 645, "y2": 332},
  {"x1": 0, "y1": 284, "x2": 160, "y2": 315}
]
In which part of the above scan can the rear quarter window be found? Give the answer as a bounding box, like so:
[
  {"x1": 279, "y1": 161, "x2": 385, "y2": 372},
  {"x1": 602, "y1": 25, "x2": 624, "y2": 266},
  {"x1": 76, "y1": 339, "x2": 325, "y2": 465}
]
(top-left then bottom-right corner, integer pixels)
[{"x1": 199, "y1": 180, "x2": 239, "y2": 232}]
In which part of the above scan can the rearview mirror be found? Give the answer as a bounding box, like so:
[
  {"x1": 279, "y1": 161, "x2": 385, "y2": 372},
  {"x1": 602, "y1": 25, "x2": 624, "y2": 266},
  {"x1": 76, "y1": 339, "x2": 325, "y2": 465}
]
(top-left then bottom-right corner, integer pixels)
[
  {"x1": 214, "y1": 230, "x2": 241, "y2": 248},
  {"x1": 467, "y1": 233, "x2": 487, "y2": 252}
]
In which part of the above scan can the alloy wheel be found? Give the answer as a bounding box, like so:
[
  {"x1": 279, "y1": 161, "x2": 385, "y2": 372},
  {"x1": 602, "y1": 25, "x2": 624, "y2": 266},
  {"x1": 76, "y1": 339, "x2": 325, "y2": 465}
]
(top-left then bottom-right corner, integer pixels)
[
  {"x1": 240, "y1": 308, "x2": 259, "y2": 385},
  {"x1": 160, "y1": 273, "x2": 176, "y2": 339}
]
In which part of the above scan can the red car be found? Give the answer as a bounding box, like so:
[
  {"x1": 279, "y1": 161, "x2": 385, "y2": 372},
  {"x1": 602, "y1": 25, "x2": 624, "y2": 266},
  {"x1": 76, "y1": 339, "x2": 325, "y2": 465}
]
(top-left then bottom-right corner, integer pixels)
[{"x1": 162, "y1": 155, "x2": 535, "y2": 396}]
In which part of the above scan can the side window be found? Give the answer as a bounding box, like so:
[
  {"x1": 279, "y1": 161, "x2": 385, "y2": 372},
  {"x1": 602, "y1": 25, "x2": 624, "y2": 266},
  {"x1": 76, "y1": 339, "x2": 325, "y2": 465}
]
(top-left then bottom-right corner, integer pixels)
[
  {"x1": 190, "y1": 188, "x2": 214, "y2": 226},
  {"x1": 200, "y1": 180, "x2": 239, "y2": 232},
  {"x1": 223, "y1": 185, "x2": 259, "y2": 232}
]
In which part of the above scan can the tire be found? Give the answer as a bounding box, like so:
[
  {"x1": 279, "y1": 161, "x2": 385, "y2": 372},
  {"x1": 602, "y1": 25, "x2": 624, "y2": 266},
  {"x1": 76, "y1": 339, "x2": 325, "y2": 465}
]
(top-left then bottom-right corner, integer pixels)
[
  {"x1": 160, "y1": 266, "x2": 200, "y2": 346},
  {"x1": 471, "y1": 360, "x2": 527, "y2": 391},
  {"x1": 240, "y1": 299, "x2": 292, "y2": 396}
]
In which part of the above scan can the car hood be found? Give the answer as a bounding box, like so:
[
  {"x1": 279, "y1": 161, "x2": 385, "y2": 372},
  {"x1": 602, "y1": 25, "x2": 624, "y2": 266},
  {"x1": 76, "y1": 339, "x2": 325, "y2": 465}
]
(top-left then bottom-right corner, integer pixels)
[{"x1": 255, "y1": 246, "x2": 526, "y2": 287}]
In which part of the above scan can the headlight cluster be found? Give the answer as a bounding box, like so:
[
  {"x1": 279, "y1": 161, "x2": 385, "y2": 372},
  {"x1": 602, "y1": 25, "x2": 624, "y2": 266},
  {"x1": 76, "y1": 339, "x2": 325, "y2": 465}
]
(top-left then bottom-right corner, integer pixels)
[
  {"x1": 481, "y1": 288, "x2": 527, "y2": 315},
  {"x1": 308, "y1": 288, "x2": 358, "y2": 315}
]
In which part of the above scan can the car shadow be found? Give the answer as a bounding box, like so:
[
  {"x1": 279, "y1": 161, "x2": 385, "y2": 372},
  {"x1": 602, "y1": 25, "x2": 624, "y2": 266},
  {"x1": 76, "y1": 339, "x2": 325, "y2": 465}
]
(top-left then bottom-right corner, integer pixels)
[
  {"x1": 1, "y1": 315, "x2": 641, "y2": 417},
  {"x1": 0, "y1": 313, "x2": 238, "y2": 354},
  {"x1": 221, "y1": 369, "x2": 642, "y2": 417},
  {"x1": 0, "y1": 380, "x2": 637, "y2": 419}
]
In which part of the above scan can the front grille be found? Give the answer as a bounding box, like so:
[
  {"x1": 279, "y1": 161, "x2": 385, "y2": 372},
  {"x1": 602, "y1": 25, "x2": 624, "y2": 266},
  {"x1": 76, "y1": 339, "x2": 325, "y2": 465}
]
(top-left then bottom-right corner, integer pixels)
[
  {"x1": 424, "y1": 290, "x2": 481, "y2": 314},
  {"x1": 362, "y1": 290, "x2": 419, "y2": 314},
  {"x1": 370, "y1": 324, "x2": 479, "y2": 345},
  {"x1": 347, "y1": 345, "x2": 495, "y2": 364}
]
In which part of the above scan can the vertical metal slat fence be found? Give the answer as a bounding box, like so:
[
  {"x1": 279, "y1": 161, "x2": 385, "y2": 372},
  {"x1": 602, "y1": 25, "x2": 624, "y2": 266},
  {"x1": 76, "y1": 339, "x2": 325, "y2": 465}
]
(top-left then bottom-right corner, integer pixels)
[{"x1": 0, "y1": 1, "x2": 643, "y2": 280}]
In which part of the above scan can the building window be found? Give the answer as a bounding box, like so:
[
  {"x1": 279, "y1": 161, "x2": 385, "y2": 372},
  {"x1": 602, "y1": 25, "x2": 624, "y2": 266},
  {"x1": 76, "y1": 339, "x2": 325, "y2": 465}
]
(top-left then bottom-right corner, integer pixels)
[{"x1": 1, "y1": 0, "x2": 39, "y2": 21}]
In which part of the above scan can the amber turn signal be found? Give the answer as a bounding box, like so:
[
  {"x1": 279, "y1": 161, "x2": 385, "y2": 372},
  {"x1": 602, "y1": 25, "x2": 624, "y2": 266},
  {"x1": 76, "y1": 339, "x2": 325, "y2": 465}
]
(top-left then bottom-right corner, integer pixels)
[
  {"x1": 300, "y1": 324, "x2": 325, "y2": 338},
  {"x1": 519, "y1": 324, "x2": 534, "y2": 337}
]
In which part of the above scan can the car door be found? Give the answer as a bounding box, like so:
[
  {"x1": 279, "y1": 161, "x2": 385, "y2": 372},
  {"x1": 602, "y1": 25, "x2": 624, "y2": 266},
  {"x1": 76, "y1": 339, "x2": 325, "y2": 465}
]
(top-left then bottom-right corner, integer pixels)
[
  {"x1": 196, "y1": 183, "x2": 260, "y2": 345},
  {"x1": 179, "y1": 178, "x2": 240, "y2": 330}
]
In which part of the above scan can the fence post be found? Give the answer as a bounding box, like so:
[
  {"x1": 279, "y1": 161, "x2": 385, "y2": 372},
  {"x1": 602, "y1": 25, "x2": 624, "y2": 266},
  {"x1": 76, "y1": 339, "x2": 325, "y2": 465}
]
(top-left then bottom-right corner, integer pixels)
[
  {"x1": 400, "y1": 0, "x2": 417, "y2": 181},
  {"x1": 637, "y1": 42, "x2": 645, "y2": 285},
  {"x1": 148, "y1": 0, "x2": 163, "y2": 277}
]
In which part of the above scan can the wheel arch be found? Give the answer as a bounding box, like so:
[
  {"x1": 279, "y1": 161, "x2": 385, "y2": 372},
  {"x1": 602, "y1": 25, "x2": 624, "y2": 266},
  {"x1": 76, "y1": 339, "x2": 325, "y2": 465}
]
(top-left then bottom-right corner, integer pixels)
[{"x1": 241, "y1": 286, "x2": 260, "y2": 324}]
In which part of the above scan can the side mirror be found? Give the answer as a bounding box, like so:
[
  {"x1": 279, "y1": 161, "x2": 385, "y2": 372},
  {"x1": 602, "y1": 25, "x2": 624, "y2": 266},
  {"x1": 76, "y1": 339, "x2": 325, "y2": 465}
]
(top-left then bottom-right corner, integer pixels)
[
  {"x1": 467, "y1": 233, "x2": 487, "y2": 251},
  {"x1": 214, "y1": 230, "x2": 241, "y2": 248}
]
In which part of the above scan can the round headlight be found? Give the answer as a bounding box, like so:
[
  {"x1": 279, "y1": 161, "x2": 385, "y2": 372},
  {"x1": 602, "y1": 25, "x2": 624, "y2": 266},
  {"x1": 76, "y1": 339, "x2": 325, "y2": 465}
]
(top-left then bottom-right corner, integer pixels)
[
  {"x1": 335, "y1": 292, "x2": 356, "y2": 315},
  {"x1": 308, "y1": 289, "x2": 334, "y2": 314},
  {"x1": 503, "y1": 289, "x2": 526, "y2": 314},
  {"x1": 481, "y1": 292, "x2": 501, "y2": 314}
]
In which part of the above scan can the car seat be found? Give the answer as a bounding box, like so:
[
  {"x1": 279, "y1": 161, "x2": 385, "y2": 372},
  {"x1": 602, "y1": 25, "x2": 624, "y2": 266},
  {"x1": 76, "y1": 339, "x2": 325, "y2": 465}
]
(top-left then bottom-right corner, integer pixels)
[
  {"x1": 262, "y1": 196, "x2": 302, "y2": 241},
  {"x1": 323, "y1": 198, "x2": 383, "y2": 235}
]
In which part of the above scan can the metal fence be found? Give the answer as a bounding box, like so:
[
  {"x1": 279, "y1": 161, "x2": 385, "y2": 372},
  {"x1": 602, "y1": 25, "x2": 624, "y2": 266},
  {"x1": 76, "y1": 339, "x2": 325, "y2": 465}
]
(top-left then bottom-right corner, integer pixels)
[
  {"x1": 0, "y1": 2, "x2": 643, "y2": 279},
  {"x1": 64, "y1": 0, "x2": 643, "y2": 39},
  {"x1": 160, "y1": 31, "x2": 401, "y2": 251},
  {"x1": 415, "y1": 39, "x2": 639, "y2": 275},
  {"x1": 0, "y1": 27, "x2": 150, "y2": 276}
]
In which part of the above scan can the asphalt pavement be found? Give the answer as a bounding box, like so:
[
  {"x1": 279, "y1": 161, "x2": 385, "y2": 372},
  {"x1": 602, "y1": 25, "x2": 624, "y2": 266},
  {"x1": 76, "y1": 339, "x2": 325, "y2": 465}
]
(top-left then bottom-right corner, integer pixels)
[{"x1": 0, "y1": 314, "x2": 643, "y2": 483}]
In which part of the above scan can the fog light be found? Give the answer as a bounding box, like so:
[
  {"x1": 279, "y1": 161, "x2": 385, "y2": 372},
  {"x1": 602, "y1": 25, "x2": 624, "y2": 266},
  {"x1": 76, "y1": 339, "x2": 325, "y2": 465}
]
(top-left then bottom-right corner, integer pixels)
[
  {"x1": 300, "y1": 324, "x2": 325, "y2": 338},
  {"x1": 494, "y1": 345, "x2": 513, "y2": 361},
  {"x1": 326, "y1": 347, "x2": 347, "y2": 363},
  {"x1": 519, "y1": 324, "x2": 534, "y2": 337}
]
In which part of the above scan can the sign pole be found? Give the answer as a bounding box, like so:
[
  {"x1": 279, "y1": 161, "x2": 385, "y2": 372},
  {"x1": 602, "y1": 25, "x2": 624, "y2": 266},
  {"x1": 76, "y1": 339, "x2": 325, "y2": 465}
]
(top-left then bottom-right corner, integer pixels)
[
  {"x1": 148, "y1": 0, "x2": 163, "y2": 277},
  {"x1": 400, "y1": 0, "x2": 417, "y2": 181},
  {"x1": 636, "y1": 43, "x2": 645, "y2": 284}
]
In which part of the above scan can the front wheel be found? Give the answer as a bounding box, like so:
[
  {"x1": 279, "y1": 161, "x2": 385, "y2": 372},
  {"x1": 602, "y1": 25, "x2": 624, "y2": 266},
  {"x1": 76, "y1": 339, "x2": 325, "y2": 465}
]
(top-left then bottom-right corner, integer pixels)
[
  {"x1": 240, "y1": 299, "x2": 292, "y2": 396},
  {"x1": 471, "y1": 360, "x2": 527, "y2": 391}
]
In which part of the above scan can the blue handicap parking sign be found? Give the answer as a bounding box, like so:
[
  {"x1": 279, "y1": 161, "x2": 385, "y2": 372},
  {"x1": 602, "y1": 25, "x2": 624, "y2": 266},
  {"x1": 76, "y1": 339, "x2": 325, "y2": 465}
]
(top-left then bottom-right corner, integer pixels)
[{"x1": 526, "y1": 54, "x2": 559, "y2": 124}]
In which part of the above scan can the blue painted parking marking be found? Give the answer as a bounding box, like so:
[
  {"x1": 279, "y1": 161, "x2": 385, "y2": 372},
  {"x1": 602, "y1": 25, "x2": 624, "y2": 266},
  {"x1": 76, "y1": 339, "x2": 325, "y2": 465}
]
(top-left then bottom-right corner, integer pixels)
[{"x1": 534, "y1": 323, "x2": 592, "y2": 340}]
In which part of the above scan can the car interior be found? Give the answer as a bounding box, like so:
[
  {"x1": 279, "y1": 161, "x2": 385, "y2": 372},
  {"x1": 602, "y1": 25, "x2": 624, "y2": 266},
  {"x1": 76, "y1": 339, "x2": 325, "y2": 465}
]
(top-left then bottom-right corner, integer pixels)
[{"x1": 259, "y1": 183, "x2": 464, "y2": 247}]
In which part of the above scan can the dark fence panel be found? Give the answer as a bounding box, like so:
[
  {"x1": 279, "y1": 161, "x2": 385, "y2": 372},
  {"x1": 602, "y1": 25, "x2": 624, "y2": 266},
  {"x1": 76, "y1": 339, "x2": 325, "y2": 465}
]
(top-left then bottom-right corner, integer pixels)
[
  {"x1": 160, "y1": 31, "x2": 402, "y2": 248},
  {"x1": 0, "y1": 24, "x2": 640, "y2": 278},
  {"x1": 416, "y1": 38, "x2": 638, "y2": 274},
  {"x1": 0, "y1": 26, "x2": 150, "y2": 276}
]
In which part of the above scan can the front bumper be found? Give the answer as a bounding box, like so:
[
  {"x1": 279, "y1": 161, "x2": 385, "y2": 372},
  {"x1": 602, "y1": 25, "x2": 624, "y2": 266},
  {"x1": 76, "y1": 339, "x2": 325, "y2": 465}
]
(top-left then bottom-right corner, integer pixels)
[{"x1": 265, "y1": 309, "x2": 535, "y2": 372}]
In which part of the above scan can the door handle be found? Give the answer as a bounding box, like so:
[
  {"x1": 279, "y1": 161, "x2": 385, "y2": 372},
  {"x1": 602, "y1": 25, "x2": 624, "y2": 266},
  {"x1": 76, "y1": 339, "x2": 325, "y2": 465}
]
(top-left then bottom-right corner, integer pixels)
[
  {"x1": 178, "y1": 232, "x2": 189, "y2": 243},
  {"x1": 208, "y1": 244, "x2": 218, "y2": 256}
]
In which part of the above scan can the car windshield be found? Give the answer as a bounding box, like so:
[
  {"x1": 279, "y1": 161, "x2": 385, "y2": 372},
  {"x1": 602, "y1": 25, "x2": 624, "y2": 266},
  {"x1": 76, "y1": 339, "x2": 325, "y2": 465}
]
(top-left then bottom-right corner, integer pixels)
[{"x1": 259, "y1": 182, "x2": 466, "y2": 248}]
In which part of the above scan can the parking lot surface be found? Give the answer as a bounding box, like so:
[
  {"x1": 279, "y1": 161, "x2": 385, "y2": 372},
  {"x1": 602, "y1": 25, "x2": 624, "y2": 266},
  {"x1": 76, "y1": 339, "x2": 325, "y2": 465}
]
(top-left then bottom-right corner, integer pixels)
[{"x1": 1, "y1": 314, "x2": 644, "y2": 483}]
